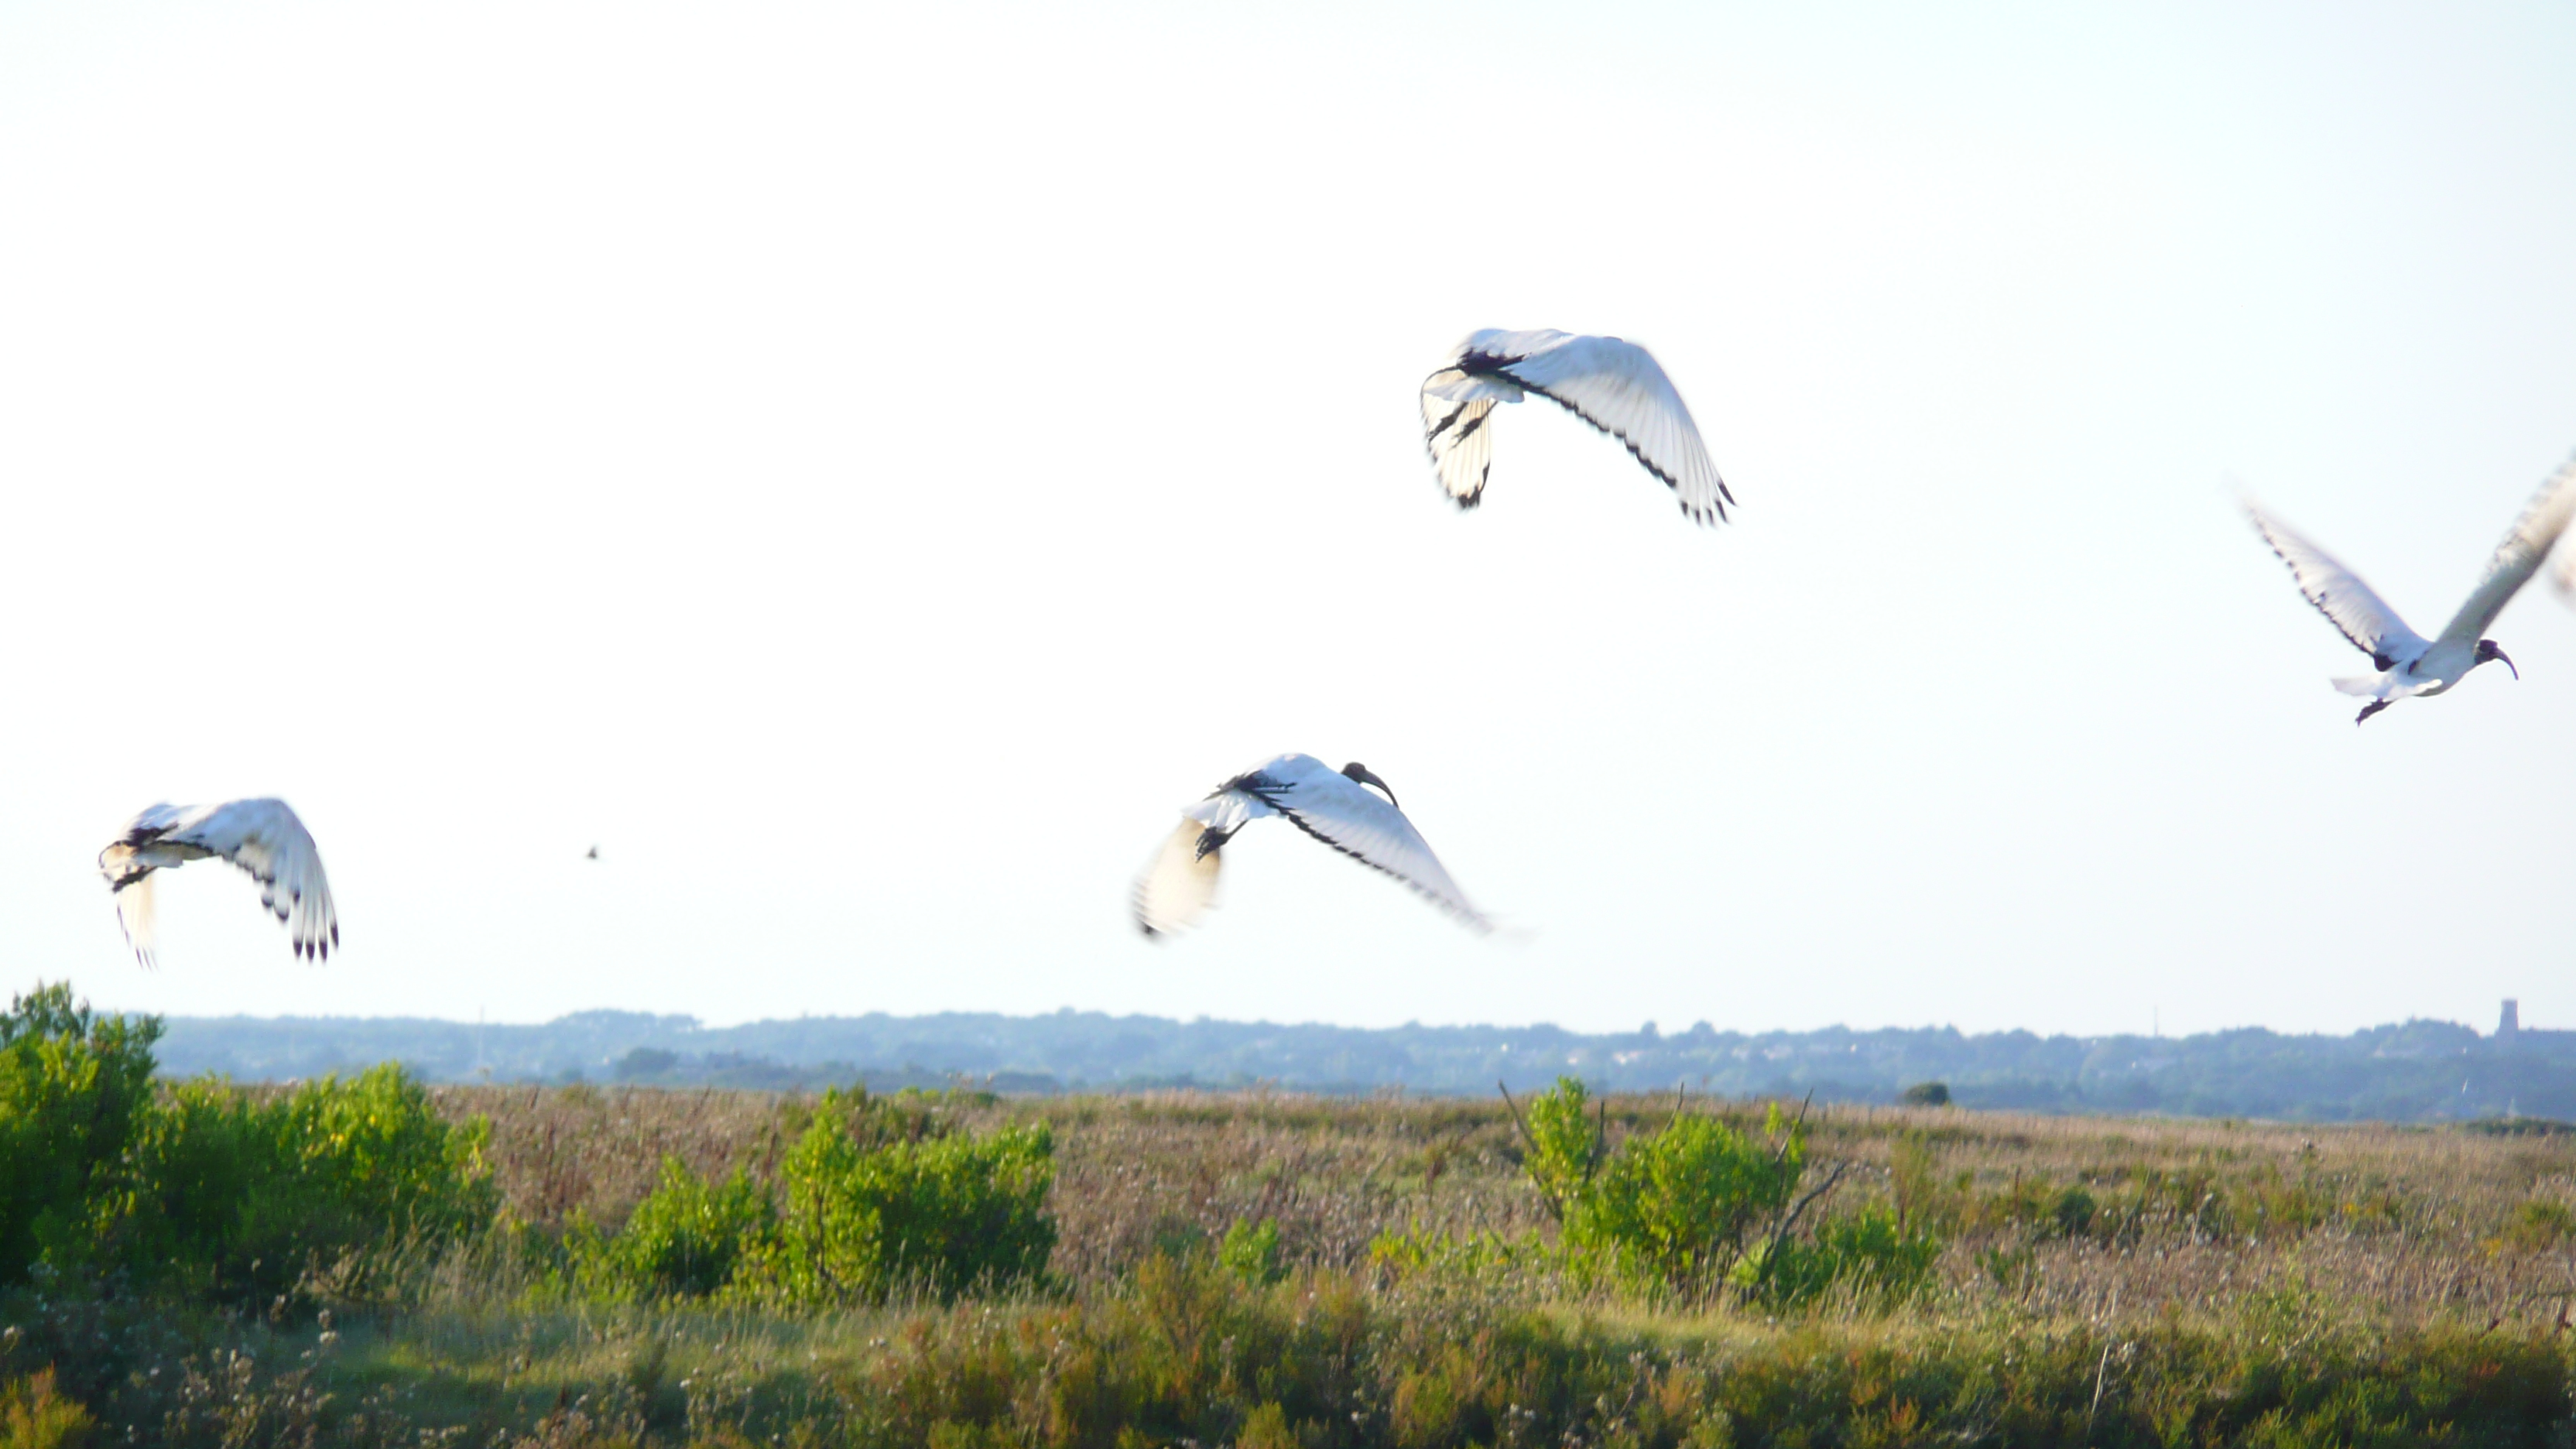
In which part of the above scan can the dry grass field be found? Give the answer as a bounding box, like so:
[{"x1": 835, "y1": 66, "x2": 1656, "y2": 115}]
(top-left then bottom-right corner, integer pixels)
[
  {"x1": 15, "y1": 1081, "x2": 2576, "y2": 1446},
  {"x1": 442, "y1": 1083, "x2": 2576, "y2": 1330}
]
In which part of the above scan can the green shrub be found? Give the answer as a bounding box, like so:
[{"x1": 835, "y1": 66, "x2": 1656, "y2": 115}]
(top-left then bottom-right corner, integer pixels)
[
  {"x1": 1512, "y1": 1076, "x2": 1605, "y2": 1221},
  {"x1": 122, "y1": 1064, "x2": 498, "y2": 1304},
  {"x1": 2502, "y1": 1199, "x2": 2574, "y2": 1252},
  {"x1": 1573, "y1": 1109, "x2": 1799, "y2": 1290},
  {"x1": 1900, "y1": 1080, "x2": 1950, "y2": 1106},
  {"x1": 0, "y1": 985, "x2": 162, "y2": 1286},
  {"x1": 1218, "y1": 1217, "x2": 1285, "y2": 1286},
  {"x1": 0, "y1": 1368, "x2": 95, "y2": 1449},
  {"x1": 1737, "y1": 1204, "x2": 1942, "y2": 1308},
  {"x1": 2050, "y1": 1183, "x2": 2098, "y2": 1239},
  {"x1": 587, "y1": 1156, "x2": 777, "y2": 1299},
  {"x1": 1366, "y1": 1225, "x2": 1524, "y2": 1279},
  {"x1": 744, "y1": 1087, "x2": 1054, "y2": 1304}
]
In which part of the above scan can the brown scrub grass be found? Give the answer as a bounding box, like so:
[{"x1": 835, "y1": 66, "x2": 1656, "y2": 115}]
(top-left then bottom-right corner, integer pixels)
[{"x1": 420, "y1": 1084, "x2": 2576, "y2": 1326}]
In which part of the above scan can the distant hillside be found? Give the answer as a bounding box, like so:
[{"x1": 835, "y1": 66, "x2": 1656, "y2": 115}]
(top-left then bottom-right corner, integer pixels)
[{"x1": 142, "y1": 1005, "x2": 2576, "y2": 1123}]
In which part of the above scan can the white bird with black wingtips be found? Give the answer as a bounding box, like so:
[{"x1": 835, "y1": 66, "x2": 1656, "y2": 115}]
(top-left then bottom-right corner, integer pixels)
[
  {"x1": 1420, "y1": 328, "x2": 1732, "y2": 525},
  {"x1": 1134, "y1": 755, "x2": 1490, "y2": 938},
  {"x1": 2244, "y1": 452, "x2": 2576, "y2": 724},
  {"x1": 97, "y1": 798, "x2": 339, "y2": 967}
]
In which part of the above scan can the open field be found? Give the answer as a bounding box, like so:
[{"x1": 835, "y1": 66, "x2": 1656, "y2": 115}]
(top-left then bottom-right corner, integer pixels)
[
  {"x1": 445, "y1": 1084, "x2": 2576, "y2": 1320},
  {"x1": 14, "y1": 1081, "x2": 2576, "y2": 1445}
]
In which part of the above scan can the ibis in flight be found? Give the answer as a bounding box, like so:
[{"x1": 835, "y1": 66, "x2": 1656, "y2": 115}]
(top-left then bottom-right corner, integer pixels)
[
  {"x1": 98, "y1": 798, "x2": 339, "y2": 966},
  {"x1": 1134, "y1": 754, "x2": 1490, "y2": 938},
  {"x1": 2245, "y1": 453, "x2": 2576, "y2": 724},
  {"x1": 1420, "y1": 328, "x2": 1732, "y2": 525}
]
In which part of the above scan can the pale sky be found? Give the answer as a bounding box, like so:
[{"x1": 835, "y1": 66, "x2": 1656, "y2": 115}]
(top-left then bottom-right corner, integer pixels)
[{"x1": 2, "y1": 1, "x2": 2571, "y2": 1040}]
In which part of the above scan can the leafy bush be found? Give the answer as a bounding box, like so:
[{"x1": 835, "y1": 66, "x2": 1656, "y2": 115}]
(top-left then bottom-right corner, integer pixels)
[
  {"x1": 122, "y1": 1064, "x2": 498, "y2": 1304},
  {"x1": 743, "y1": 1088, "x2": 1055, "y2": 1304},
  {"x1": 0, "y1": 986, "x2": 162, "y2": 1286},
  {"x1": 1219, "y1": 1217, "x2": 1285, "y2": 1286},
  {"x1": 1572, "y1": 1108, "x2": 1799, "y2": 1290},
  {"x1": 575, "y1": 1156, "x2": 777, "y2": 1299},
  {"x1": 1901, "y1": 1080, "x2": 1951, "y2": 1106},
  {"x1": 1736, "y1": 1204, "x2": 1942, "y2": 1308},
  {"x1": 0, "y1": 985, "x2": 496, "y2": 1309},
  {"x1": 1506, "y1": 1081, "x2": 1889, "y2": 1301},
  {"x1": 1509, "y1": 1075, "x2": 1605, "y2": 1222},
  {"x1": 2502, "y1": 1198, "x2": 2574, "y2": 1253},
  {"x1": 0, "y1": 1368, "x2": 95, "y2": 1449}
]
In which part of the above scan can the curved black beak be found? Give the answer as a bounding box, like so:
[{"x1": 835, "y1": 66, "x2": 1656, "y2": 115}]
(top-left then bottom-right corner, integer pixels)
[
  {"x1": 1341, "y1": 762, "x2": 1399, "y2": 810},
  {"x1": 2499, "y1": 649, "x2": 2519, "y2": 680}
]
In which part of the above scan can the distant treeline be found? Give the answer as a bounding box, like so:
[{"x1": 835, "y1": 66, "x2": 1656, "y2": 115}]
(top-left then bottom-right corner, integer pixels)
[{"x1": 142, "y1": 1007, "x2": 2576, "y2": 1122}]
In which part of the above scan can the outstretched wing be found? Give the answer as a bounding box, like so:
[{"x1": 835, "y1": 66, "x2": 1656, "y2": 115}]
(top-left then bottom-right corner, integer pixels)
[
  {"x1": 1419, "y1": 389, "x2": 1499, "y2": 508},
  {"x1": 171, "y1": 798, "x2": 340, "y2": 961},
  {"x1": 1252, "y1": 766, "x2": 1489, "y2": 931},
  {"x1": 1134, "y1": 817, "x2": 1224, "y2": 938},
  {"x1": 1488, "y1": 333, "x2": 1733, "y2": 525},
  {"x1": 2434, "y1": 453, "x2": 2576, "y2": 646},
  {"x1": 2243, "y1": 500, "x2": 2427, "y2": 667},
  {"x1": 113, "y1": 869, "x2": 158, "y2": 969}
]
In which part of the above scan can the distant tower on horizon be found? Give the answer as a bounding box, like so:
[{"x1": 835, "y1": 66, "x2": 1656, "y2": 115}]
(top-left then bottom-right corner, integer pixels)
[{"x1": 2498, "y1": 999, "x2": 2520, "y2": 1040}]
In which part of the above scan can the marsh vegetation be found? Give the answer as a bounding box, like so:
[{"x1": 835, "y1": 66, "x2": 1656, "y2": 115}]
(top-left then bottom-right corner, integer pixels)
[{"x1": 9, "y1": 985, "x2": 2576, "y2": 1445}]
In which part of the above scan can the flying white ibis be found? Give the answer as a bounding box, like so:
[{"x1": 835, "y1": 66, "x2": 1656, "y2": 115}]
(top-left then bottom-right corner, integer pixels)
[
  {"x1": 98, "y1": 798, "x2": 339, "y2": 966},
  {"x1": 2245, "y1": 453, "x2": 2576, "y2": 724},
  {"x1": 1420, "y1": 328, "x2": 1732, "y2": 524},
  {"x1": 1134, "y1": 754, "x2": 1490, "y2": 938}
]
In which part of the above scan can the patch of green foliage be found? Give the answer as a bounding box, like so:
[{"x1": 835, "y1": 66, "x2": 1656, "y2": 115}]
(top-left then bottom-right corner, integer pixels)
[
  {"x1": 0, "y1": 985, "x2": 493, "y2": 1307},
  {"x1": 0, "y1": 985, "x2": 163, "y2": 1287},
  {"x1": 558, "y1": 1089, "x2": 1060, "y2": 1307},
  {"x1": 1219, "y1": 1216, "x2": 1286, "y2": 1286},
  {"x1": 123, "y1": 1067, "x2": 498, "y2": 1305},
  {"x1": 1508, "y1": 1077, "x2": 1941, "y2": 1307},
  {"x1": 0, "y1": 1368, "x2": 95, "y2": 1449},
  {"x1": 742, "y1": 1087, "x2": 1057, "y2": 1305},
  {"x1": 2502, "y1": 1198, "x2": 2576, "y2": 1253},
  {"x1": 564, "y1": 1156, "x2": 777, "y2": 1300}
]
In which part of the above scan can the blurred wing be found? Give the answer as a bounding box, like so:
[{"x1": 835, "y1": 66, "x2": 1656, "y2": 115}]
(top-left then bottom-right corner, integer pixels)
[
  {"x1": 1501, "y1": 335, "x2": 1732, "y2": 525},
  {"x1": 114, "y1": 870, "x2": 158, "y2": 970},
  {"x1": 2435, "y1": 454, "x2": 2576, "y2": 645},
  {"x1": 1134, "y1": 817, "x2": 1223, "y2": 938},
  {"x1": 1260, "y1": 770, "x2": 1489, "y2": 931},
  {"x1": 2243, "y1": 501, "x2": 2427, "y2": 666},
  {"x1": 174, "y1": 798, "x2": 340, "y2": 961},
  {"x1": 1420, "y1": 387, "x2": 1498, "y2": 508}
]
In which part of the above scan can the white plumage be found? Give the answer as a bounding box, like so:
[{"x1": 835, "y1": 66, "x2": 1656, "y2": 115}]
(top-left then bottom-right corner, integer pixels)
[
  {"x1": 1134, "y1": 754, "x2": 1489, "y2": 938},
  {"x1": 1420, "y1": 328, "x2": 1732, "y2": 525},
  {"x1": 97, "y1": 798, "x2": 339, "y2": 967},
  {"x1": 2245, "y1": 452, "x2": 2576, "y2": 723}
]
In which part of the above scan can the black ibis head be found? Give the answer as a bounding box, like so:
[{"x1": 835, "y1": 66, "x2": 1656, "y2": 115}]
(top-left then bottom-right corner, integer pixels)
[
  {"x1": 2477, "y1": 639, "x2": 2519, "y2": 680},
  {"x1": 1340, "y1": 762, "x2": 1399, "y2": 809}
]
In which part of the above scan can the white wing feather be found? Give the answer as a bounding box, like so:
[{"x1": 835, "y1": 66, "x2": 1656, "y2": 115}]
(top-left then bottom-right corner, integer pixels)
[
  {"x1": 1419, "y1": 390, "x2": 1499, "y2": 507},
  {"x1": 1134, "y1": 817, "x2": 1223, "y2": 938},
  {"x1": 114, "y1": 871, "x2": 158, "y2": 969},
  {"x1": 1245, "y1": 756, "x2": 1488, "y2": 931},
  {"x1": 1423, "y1": 329, "x2": 1732, "y2": 526},
  {"x1": 2243, "y1": 500, "x2": 2427, "y2": 666},
  {"x1": 2435, "y1": 453, "x2": 2576, "y2": 646}
]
